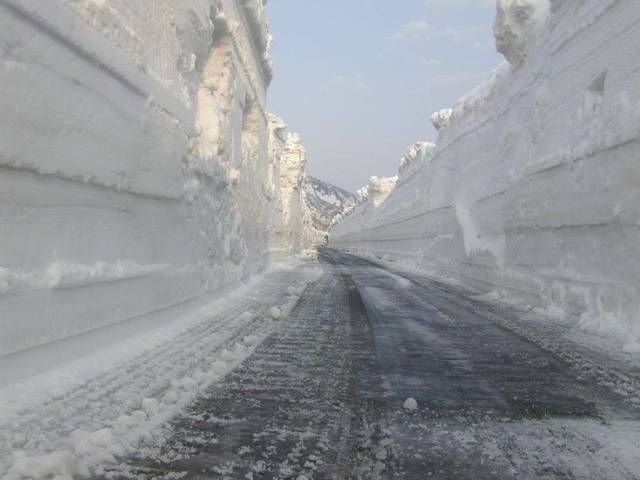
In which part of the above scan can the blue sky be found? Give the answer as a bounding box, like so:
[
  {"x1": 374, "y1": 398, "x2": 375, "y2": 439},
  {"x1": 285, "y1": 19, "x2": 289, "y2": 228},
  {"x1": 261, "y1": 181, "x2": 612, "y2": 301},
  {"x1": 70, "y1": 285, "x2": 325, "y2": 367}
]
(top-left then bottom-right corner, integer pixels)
[{"x1": 267, "y1": 0, "x2": 502, "y2": 192}]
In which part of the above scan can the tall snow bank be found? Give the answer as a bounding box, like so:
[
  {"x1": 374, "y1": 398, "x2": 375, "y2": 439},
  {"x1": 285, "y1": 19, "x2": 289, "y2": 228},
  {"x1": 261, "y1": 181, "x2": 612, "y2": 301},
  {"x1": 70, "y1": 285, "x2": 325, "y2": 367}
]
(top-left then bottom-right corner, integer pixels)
[
  {"x1": 267, "y1": 128, "x2": 320, "y2": 255},
  {"x1": 267, "y1": 116, "x2": 339, "y2": 256},
  {"x1": 332, "y1": 0, "x2": 640, "y2": 348},
  {"x1": 0, "y1": 0, "x2": 280, "y2": 364}
]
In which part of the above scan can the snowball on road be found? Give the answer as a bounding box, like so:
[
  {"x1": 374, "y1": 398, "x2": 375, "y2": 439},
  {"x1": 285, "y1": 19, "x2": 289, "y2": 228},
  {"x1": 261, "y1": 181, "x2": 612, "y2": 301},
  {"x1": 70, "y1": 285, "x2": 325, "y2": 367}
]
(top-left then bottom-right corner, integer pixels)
[
  {"x1": 403, "y1": 398, "x2": 418, "y2": 412},
  {"x1": 268, "y1": 306, "x2": 283, "y2": 320}
]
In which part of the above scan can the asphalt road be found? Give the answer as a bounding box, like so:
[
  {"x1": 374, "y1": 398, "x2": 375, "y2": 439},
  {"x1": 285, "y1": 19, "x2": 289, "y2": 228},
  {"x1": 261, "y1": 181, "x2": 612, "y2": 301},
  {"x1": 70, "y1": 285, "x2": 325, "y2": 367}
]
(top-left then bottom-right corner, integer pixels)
[{"x1": 105, "y1": 249, "x2": 640, "y2": 479}]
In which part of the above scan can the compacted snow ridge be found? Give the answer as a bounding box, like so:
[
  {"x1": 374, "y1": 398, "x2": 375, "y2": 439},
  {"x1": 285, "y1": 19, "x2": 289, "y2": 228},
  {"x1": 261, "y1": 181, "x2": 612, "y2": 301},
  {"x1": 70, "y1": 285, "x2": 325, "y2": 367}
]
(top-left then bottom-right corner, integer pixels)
[
  {"x1": 332, "y1": 0, "x2": 640, "y2": 352},
  {"x1": 402, "y1": 398, "x2": 418, "y2": 412}
]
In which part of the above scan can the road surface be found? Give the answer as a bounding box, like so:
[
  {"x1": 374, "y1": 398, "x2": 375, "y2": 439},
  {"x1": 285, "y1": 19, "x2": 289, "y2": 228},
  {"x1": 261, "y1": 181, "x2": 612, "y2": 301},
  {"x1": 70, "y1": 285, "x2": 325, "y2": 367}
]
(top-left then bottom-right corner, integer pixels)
[{"x1": 104, "y1": 249, "x2": 640, "y2": 479}]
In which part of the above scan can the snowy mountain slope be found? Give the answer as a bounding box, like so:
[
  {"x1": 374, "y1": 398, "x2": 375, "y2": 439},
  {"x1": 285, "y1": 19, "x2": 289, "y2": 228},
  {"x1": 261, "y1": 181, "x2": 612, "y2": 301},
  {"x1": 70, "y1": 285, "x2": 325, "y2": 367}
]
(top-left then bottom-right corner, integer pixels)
[
  {"x1": 268, "y1": 127, "x2": 317, "y2": 256},
  {"x1": 302, "y1": 176, "x2": 359, "y2": 233},
  {"x1": 332, "y1": 0, "x2": 640, "y2": 349}
]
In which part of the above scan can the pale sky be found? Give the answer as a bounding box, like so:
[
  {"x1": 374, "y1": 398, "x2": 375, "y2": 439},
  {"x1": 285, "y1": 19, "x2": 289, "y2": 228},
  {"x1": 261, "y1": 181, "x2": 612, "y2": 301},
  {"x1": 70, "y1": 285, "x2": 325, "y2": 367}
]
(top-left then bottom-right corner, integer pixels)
[{"x1": 267, "y1": 0, "x2": 502, "y2": 192}]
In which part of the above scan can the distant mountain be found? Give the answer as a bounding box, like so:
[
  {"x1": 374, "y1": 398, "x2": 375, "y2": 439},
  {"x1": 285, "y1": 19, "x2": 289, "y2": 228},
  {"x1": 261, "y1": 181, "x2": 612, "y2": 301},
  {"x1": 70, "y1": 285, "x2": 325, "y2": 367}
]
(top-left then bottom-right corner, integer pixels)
[{"x1": 302, "y1": 176, "x2": 360, "y2": 233}]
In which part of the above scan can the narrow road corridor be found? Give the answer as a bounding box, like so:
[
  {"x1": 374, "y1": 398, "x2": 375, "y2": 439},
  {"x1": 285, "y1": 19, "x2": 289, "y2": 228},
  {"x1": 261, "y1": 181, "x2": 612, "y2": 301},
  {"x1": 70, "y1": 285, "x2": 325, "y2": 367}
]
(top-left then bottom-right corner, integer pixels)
[{"x1": 106, "y1": 250, "x2": 640, "y2": 479}]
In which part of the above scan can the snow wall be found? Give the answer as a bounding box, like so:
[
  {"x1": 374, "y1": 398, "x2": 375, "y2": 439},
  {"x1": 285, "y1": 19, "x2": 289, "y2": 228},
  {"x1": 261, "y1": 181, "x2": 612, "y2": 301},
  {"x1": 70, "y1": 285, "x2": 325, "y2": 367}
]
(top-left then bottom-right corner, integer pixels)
[
  {"x1": 302, "y1": 176, "x2": 360, "y2": 234},
  {"x1": 332, "y1": 0, "x2": 640, "y2": 345},
  {"x1": 0, "y1": 0, "x2": 306, "y2": 375},
  {"x1": 268, "y1": 117, "x2": 354, "y2": 257},
  {"x1": 268, "y1": 125, "x2": 317, "y2": 259}
]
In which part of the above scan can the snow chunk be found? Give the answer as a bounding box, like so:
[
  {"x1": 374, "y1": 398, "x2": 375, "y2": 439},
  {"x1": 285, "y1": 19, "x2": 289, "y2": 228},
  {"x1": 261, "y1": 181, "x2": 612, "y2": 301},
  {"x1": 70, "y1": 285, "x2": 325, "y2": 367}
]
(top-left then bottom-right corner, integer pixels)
[
  {"x1": 367, "y1": 176, "x2": 398, "y2": 208},
  {"x1": 355, "y1": 186, "x2": 369, "y2": 203},
  {"x1": 268, "y1": 306, "x2": 282, "y2": 320},
  {"x1": 431, "y1": 108, "x2": 453, "y2": 131},
  {"x1": 243, "y1": 334, "x2": 260, "y2": 346},
  {"x1": 403, "y1": 397, "x2": 418, "y2": 411},
  {"x1": 494, "y1": 0, "x2": 550, "y2": 66},
  {"x1": 6, "y1": 450, "x2": 91, "y2": 480}
]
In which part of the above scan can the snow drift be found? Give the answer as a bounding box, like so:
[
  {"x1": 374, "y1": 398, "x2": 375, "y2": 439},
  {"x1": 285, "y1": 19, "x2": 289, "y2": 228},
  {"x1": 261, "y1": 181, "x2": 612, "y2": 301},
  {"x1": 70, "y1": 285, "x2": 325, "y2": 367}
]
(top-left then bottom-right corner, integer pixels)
[{"x1": 332, "y1": 0, "x2": 640, "y2": 347}]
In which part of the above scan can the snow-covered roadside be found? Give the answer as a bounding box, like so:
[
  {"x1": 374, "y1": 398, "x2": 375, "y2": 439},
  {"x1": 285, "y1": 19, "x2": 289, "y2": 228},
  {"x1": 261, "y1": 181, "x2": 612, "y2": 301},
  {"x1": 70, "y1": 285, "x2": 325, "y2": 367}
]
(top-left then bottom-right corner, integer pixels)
[{"x1": 0, "y1": 261, "x2": 321, "y2": 480}]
